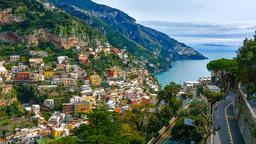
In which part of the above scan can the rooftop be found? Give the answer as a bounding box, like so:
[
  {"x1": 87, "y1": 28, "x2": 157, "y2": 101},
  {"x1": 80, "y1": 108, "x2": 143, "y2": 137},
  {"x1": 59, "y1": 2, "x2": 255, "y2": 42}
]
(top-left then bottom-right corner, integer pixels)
[{"x1": 207, "y1": 85, "x2": 221, "y2": 92}]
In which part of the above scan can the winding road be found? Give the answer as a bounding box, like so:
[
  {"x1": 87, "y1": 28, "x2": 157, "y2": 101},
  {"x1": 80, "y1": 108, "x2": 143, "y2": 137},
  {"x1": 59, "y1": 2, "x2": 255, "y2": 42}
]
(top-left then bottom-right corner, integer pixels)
[{"x1": 212, "y1": 91, "x2": 245, "y2": 144}]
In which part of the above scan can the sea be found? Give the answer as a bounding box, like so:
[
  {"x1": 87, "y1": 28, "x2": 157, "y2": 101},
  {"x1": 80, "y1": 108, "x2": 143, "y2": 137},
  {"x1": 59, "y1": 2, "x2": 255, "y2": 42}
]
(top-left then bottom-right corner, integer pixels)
[{"x1": 155, "y1": 45, "x2": 237, "y2": 87}]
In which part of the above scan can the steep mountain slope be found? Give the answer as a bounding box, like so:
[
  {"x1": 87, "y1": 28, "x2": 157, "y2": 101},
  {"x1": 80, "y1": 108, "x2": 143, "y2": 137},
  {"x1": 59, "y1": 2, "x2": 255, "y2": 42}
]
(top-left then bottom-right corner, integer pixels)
[
  {"x1": 0, "y1": 0, "x2": 107, "y2": 62},
  {"x1": 49, "y1": 0, "x2": 207, "y2": 71}
]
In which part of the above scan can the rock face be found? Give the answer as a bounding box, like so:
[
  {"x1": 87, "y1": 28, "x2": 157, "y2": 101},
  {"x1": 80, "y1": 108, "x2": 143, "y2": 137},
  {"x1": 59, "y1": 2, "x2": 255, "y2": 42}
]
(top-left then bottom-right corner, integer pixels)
[
  {"x1": 0, "y1": 8, "x2": 23, "y2": 25},
  {"x1": 0, "y1": 27, "x2": 89, "y2": 50},
  {"x1": 61, "y1": 37, "x2": 79, "y2": 49},
  {"x1": 24, "y1": 29, "x2": 50, "y2": 46},
  {"x1": 0, "y1": 32, "x2": 20, "y2": 43},
  {"x1": 50, "y1": 0, "x2": 207, "y2": 71}
]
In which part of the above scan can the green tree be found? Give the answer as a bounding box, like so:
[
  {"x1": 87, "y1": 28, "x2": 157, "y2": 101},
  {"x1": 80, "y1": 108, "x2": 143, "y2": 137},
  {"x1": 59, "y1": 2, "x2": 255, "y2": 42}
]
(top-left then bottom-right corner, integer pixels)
[
  {"x1": 48, "y1": 136, "x2": 79, "y2": 144},
  {"x1": 41, "y1": 111, "x2": 52, "y2": 121},
  {"x1": 158, "y1": 82, "x2": 182, "y2": 114},
  {"x1": 0, "y1": 101, "x2": 26, "y2": 118},
  {"x1": 237, "y1": 34, "x2": 256, "y2": 87},
  {"x1": 121, "y1": 107, "x2": 145, "y2": 132},
  {"x1": 189, "y1": 99, "x2": 212, "y2": 143},
  {"x1": 203, "y1": 90, "x2": 224, "y2": 116},
  {"x1": 71, "y1": 109, "x2": 144, "y2": 144},
  {"x1": 193, "y1": 90, "x2": 223, "y2": 143},
  {"x1": 172, "y1": 117, "x2": 193, "y2": 140},
  {"x1": 145, "y1": 82, "x2": 182, "y2": 141},
  {"x1": 207, "y1": 58, "x2": 237, "y2": 94},
  {"x1": 196, "y1": 85, "x2": 204, "y2": 97},
  {"x1": 190, "y1": 129, "x2": 203, "y2": 142},
  {"x1": 14, "y1": 84, "x2": 39, "y2": 104}
]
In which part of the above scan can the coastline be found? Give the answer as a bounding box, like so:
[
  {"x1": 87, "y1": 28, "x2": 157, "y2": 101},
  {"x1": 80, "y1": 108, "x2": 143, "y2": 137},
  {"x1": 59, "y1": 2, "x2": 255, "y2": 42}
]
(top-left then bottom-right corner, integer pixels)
[{"x1": 155, "y1": 50, "x2": 237, "y2": 86}]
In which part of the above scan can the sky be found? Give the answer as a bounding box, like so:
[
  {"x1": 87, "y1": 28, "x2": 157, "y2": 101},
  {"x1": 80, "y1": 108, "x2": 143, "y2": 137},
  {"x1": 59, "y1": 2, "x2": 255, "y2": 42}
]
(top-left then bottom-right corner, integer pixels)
[{"x1": 92, "y1": 0, "x2": 256, "y2": 50}]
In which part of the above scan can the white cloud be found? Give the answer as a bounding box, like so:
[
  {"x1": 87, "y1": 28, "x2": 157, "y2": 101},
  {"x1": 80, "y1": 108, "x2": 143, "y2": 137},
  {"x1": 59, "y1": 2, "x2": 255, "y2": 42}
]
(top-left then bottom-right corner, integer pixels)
[
  {"x1": 140, "y1": 21, "x2": 255, "y2": 46},
  {"x1": 92, "y1": 0, "x2": 256, "y2": 23}
]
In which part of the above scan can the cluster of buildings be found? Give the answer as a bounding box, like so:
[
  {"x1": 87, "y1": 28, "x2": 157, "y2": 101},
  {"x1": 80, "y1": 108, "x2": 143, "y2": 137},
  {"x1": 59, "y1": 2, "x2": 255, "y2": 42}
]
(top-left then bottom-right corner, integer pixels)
[
  {"x1": 1, "y1": 53, "x2": 84, "y2": 87},
  {"x1": 0, "y1": 43, "x2": 159, "y2": 143},
  {"x1": 172, "y1": 77, "x2": 219, "y2": 107}
]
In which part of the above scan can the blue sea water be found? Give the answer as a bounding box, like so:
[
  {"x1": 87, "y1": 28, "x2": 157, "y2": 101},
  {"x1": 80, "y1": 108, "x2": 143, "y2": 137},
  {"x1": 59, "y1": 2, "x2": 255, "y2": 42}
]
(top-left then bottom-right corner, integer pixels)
[{"x1": 155, "y1": 45, "x2": 237, "y2": 87}]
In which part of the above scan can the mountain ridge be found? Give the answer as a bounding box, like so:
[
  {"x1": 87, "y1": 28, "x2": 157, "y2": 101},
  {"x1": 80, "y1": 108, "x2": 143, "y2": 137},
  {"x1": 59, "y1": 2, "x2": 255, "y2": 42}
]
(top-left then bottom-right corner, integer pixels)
[{"x1": 49, "y1": 0, "x2": 207, "y2": 72}]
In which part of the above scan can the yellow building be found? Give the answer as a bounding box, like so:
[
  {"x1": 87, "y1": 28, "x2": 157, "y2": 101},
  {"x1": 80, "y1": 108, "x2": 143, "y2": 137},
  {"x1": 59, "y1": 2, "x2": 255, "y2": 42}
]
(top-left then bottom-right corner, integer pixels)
[
  {"x1": 89, "y1": 75, "x2": 102, "y2": 86},
  {"x1": 52, "y1": 129, "x2": 63, "y2": 138},
  {"x1": 44, "y1": 71, "x2": 54, "y2": 79},
  {"x1": 75, "y1": 103, "x2": 92, "y2": 113},
  {"x1": 0, "y1": 138, "x2": 9, "y2": 144},
  {"x1": 66, "y1": 124, "x2": 75, "y2": 130}
]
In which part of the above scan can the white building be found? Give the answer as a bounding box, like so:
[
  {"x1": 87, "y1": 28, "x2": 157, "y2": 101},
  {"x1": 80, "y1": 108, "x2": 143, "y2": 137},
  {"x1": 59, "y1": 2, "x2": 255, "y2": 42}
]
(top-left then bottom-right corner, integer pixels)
[
  {"x1": 70, "y1": 96, "x2": 80, "y2": 104},
  {"x1": 57, "y1": 56, "x2": 69, "y2": 64},
  {"x1": 106, "y1": 100, "x2": 116, "y2": 109},
  {"x1": 10, "y1": 55, "x2": 20, "y2": 62},
  {"x1": 48, "y1": 112, "x2": 65, "y2": 128},
  {"x1": 31, "y1": 105, "x2": 40, "y2": 115},
  {"x1": 43, "y1": 99, "x2": 54, "y2": 109},
  {"x1": 0, "y1": 62, "x2": 7, "y2": 76}
]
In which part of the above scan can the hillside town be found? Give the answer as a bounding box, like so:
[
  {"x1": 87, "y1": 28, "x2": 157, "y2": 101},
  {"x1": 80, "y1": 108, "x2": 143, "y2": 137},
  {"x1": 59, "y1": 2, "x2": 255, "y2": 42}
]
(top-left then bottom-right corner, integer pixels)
[{"x1": 0, "y1": 43, "x2": 160, "y2": 143}]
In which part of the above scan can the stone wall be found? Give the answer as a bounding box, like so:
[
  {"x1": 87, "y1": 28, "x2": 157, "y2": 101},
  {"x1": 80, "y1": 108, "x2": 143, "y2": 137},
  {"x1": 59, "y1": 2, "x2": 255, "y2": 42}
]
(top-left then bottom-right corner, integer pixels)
[{"x1": 234, "y1": 85, "x2": 256, "y2": 144}]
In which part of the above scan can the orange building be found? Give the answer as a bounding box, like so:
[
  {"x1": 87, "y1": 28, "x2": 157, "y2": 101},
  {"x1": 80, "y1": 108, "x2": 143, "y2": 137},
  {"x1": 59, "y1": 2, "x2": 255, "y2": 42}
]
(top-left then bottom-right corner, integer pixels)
[
  {"x1": 107, "y1": 68, "x2": 118, "y2": 78},
  {"x1": 16, "y1": 72, "x2": 30, "y2": 80},
  {"x1": 143, "y1": 70, "x2": 149, "y2": 76},
  {"x1": 114, "y1": 107, "x2": 121, "y2": 113},
  {"x1": 79, "y1": 54, "x2": 89, "y2": 64},
  {"x1": 112, "y1": 48, "x2": 120, "y2": 55}
]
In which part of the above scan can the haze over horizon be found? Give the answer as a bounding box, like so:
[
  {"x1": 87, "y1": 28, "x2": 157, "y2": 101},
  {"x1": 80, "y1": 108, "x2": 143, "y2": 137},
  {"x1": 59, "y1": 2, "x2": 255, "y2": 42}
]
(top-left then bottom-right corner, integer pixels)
[{"x1": 92, "y1": 0, "x2": 256, "y2": 50}]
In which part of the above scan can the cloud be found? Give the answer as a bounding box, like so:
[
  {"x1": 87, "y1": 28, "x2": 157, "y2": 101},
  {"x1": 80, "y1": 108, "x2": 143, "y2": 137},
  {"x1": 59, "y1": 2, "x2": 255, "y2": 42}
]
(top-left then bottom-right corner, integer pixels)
[{"x1": 140, "y1": 21, "x2": 256, "y2": 48}]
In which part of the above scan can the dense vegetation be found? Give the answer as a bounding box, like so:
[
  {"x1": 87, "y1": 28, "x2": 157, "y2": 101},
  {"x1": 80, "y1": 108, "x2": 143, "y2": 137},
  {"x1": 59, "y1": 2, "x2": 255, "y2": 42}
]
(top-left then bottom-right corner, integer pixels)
[
  {"x1": 0, "y1": 101, "x2": 26, "y2": 118},
  {"x1": 236, "y1": 36, "x2": 256, "y2": 99},
  {"x1": 0, "y1": 85, "x2": 25, "y2": 118},
  {"x1": 145, "y1": 83, "x2": 182, "y2": 140},
  {"x1": 0, "y1": 86, "x2": 34, "y2": 133},
  {"x1": 0, "y1": 0, "x2": 103, "y2": 40}
]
